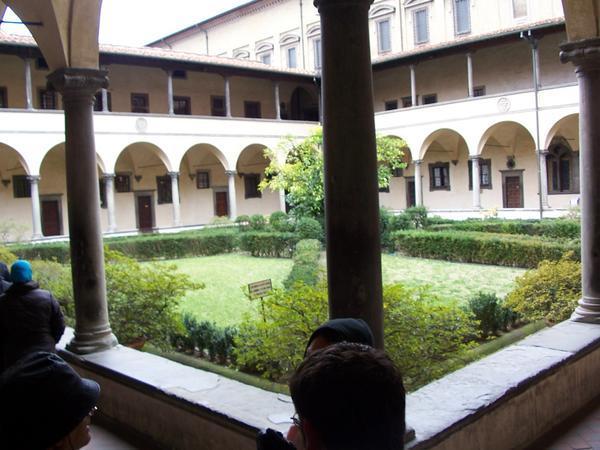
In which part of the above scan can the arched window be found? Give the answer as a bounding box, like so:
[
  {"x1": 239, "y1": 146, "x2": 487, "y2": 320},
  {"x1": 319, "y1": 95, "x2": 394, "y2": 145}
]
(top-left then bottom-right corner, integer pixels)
[{"x1": 546, "y1": 138, "x2": 579, "y2": 194}]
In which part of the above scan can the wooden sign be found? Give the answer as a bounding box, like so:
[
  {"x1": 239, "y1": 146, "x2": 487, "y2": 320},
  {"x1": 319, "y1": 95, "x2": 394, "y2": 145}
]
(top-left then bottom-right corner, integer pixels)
[{"x1": 248, "y1": 279, "x2": 273, "y2": 298}]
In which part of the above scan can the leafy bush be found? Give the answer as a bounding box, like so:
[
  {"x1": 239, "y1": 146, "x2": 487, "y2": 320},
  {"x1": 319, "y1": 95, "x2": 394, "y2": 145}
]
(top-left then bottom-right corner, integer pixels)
[
  {"x1": 249, "y1": 214, "x2": 267, "y2": 231},
  {"x1": 380, "y1": 208, "x2": 397, "y2": 251},
  {"x1": 428, "y1": 219, "x2": 580, "y2": 240},
  {"x1": 504, "y1": 255, "x2": 581, "y2": 323},
  {"x1": 269, "y1": 211, "x2": 294, "y2": 232},
  {"x1": 393, "y1": 230, "x2": 580, "y2": 268},
  {"x1": 467, "y1": 292, "x2": 518, "y2": 338},
  {"x1": 284, "y1": 239, "x2": 322, "y2": 289},
  {"x1": 10, "y1": 242, "x2": 71, "y2": 263},
  {"x1": 295, "y1": 217, "x2": 323, "y2": 241},
  {"x1": 180, "y1": 316, "x2": 238, "y2": 363},
  {"x1": 239, "y1": 231, "x2": 299, "y2": 257},
  {"x1": 0, "y1": 246, "x2": 17, "y2": 265},
  {"x1": 235, "y1": 215, "x2": 251, "y2": 231},
  {"x1": 404, "y1": 206, "x2": 428, "y2": 229}
]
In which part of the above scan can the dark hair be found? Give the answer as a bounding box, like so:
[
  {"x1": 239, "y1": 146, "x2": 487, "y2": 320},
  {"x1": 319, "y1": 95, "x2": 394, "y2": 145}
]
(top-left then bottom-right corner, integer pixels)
[{"x1": 289, "y1": 342, "x2": 405, "y2": 450}]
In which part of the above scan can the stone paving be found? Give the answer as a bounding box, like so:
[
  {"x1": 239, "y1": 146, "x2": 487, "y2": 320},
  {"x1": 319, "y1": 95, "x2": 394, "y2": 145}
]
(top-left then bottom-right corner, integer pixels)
[{"x1": 537, "y1": 400, "x2": 600, "y2": 450}]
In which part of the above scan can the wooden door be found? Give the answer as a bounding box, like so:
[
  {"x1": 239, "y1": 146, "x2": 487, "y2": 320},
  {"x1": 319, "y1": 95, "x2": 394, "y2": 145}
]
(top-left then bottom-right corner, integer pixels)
[
  {"x1": 215, "y1": 191, "x2": 229, "y2": 217},
  {"x1": 137, "y1": 195, "x2": 153, "y2": 230},
  {"x1": 41, "y1": 200, "x2": 61, "y2": 236},
  {"x1": 406, "y1": 178, "x2": 416, "y2": 208},
  {"x1": 504, "y1": 176, "x2": 523, "y2": 208}
]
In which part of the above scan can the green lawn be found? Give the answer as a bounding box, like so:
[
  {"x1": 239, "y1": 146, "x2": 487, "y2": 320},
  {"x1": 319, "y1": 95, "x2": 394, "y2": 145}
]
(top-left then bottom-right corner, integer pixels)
[{"x1": 165, "y1": 253, "x2": 525, "y2": 326}]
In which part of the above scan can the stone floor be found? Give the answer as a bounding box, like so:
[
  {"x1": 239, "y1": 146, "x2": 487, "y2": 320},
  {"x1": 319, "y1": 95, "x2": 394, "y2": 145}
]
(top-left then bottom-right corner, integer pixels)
[{"x1": 534, "y1": 399, "x2": 600, "y2": 450}]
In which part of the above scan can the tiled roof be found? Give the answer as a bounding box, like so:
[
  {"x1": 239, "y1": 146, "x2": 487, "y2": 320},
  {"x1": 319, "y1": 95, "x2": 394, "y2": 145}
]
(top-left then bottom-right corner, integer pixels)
[{"x1": 0, "y1": 32, "x2": 316, "y2": 76}]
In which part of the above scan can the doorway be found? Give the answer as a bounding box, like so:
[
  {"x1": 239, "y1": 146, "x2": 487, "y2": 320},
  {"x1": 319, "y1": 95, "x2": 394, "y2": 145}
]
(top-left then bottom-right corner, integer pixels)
[
  {"x1": 41, "y1": 197, "x2": 62, "y2": 236},
  {"x1": 502, "y1": 171, "x2": 524, "y2": 208},
  {"x1": 135, "y1": 193, "x2": 154, "y2": 230},
  {"x1": 214, "y1": 190, "x2": 229, "y2": 217},
  {"x1": 406, "y1": 177, "x2": 416, "y2": 208}
]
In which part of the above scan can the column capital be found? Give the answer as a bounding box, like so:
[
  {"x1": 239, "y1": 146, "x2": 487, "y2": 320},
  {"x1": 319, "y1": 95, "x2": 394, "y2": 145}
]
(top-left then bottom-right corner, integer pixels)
[
  {"x1": 536, "y1": 149, "x2": 549, "y2": 156},
  {"x1": 47, "y1": 68, "x2": 108, "y2": 97},
  {"x1": 167, "y1": 171, "x2": 179, "y2": 179},
  {"x1": 27, "y1": 175, "x2": 41, "y2": 183},
  {"x1": 313, "y1": 0, "x2": 373, "y2": 11},
  {"x1": 468, "y1": 154, "x2": 481, "y2": 161},
  {"x1": 560, "y1": 38, "x2": 600, "y2": 68},
  {"x1": 225, "y1": 170, "x2": 237, "y2": 176},
  {"x1": 102, "y1": 173, "x2": 116, "y2": 180},
  {"x1": 413, "y1": 159, "x2": 423, "y2": 166}
]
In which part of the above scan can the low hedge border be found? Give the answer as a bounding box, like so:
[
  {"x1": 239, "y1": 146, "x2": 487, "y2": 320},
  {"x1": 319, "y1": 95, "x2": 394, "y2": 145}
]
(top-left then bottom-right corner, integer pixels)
[
  {"x1": 427, "y1": 219, "x2": 580, "y2": 240},
  {"x1": 238, "y1": 231, "x2": 299, "y2": 258},
  {"x1": 393, "y1": 230, "x2": 580, "y2": 268}
]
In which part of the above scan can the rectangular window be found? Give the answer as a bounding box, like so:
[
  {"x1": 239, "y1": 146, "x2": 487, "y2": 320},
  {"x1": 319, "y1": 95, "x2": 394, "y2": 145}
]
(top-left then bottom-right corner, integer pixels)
[
  {"x1": 259, "y1": 52, "x2": 272, "y2": 65},
  {"x1": 379, "y1": 185, "x2": 390, "y2": 193},
  {"x1": 377, "y1": 18, "x2": 392, "y2": 53},
  {"x1": 512, "y1": 0, "x2": 528, "y2": 19},
  {"x1": 211, "y1": 96, "x2": 226, "y2": 117},
  {"x1": 414, "y1": 8, "x2": 429, "y2": 44},
  {"x1": 99, "y1": 179, "x2": 107, "y2": 209},
  {"x1": 473, "y1": 85, "x2": 486, "y2": 97},
  {"x1": 244, "y1": 174, "x2": 262, "y2": 199},
  {"x1": 196, "y1": 171, "x2": 210, "y2": 189},
  {"x1": 39, "y1": 89, "x2": 57, "y2": 110},
  {"x1": 13, "y1": 175, "x2": 31, "y2": 198},
  {"x1": 173, "y1": 96, "x2": 191, "y2": 115},
  {"x1": 392, "y1": 168, "x2": 404, "y2": 177},
  {"x1": 314, "y1": 39, "x2": 322, "y2": 70},
  {"x1": 384, "y1": 100, "x2": 398, "y2": 111},
  {"x1": 172, "y1": 69, "x2": 187, "y2": 79},
  {"x1": 287, "y1": 47, "x2": 298, "y2": 69},
  {"x1": 36, "y1": 57, "x2": 49, "y2": 70},
  {"x1": 114, "y1": 174, "x2": 131, "y2": 193},
  {"x1": 156, "y1": 175, "x2": 173, "y2": 204},
  {"x1": 93, "y1": 91, "x2": 112, "y2": 112},
  {"x1": 244, "y1": 101, "x2": 262, "y2": 119},
  {"x1": 454, "y1": 0, "x2": 471, "y2": 35},
  {"x1": 423, "y1": 93, "x2": 437, "y2": 105},
  {"x1": 0, "y1": 87, "x2": 6, "y2": 108},
  {"x1": 402, "y1": 96, "x2": 413, "y2": 108},
  {"x1": 468, "y1": 159, "x2": 492, "y2": 190},
  {"x1": 429, "y1": 162, "x2": 450, "y2": 190},
  {"x1": 131, "y1": 93, "x2": 149, "y2": 113}
]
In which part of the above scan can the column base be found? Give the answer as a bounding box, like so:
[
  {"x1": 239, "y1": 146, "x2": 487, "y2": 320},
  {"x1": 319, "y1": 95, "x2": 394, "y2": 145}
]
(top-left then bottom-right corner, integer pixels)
[
  {"x1": 570, "y1": 297, "x2": 600, "y2": 324},
  {"x1": 31, "y1": 233, "x2": 42, "y2": 240},
  {"x1": 67, "y1": 327, "x2": 118, "y2": 354}
]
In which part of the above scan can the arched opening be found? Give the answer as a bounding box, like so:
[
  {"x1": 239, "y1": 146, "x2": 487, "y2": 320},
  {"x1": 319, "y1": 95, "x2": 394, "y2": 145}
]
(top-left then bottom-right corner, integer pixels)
[
  {"x1": 378, "y1": 135, "x2": 414, "y2": 210},
  {"x1": 544, "y1": 115, "x2": 580, "y2": 206},
  {"x1": 0, "y1": 143, "x2": 31, "y2": 241},
  {"x1": 39, "y1": 144, "x2": 67, "y2": 236},
  {"x1": 236, "y1": 144, "x2": 280, "y2": 216},
  {"x1": 290, "y1": 87, "x2": 319, "y2": 121}
]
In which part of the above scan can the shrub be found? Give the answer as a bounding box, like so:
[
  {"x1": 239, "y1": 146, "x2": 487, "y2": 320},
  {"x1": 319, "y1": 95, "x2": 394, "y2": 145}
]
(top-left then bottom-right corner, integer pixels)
[
  {"x1": 239, "y1": 232, "x2": 299, "y2": 257},
  {"x1": 393, "y1": 230, "x2": 580, "y2": 268},
  {"x1": 295, "y1": 217, "x2": 323, "y2": 241},
  {"x1": 405, "y1": 206, "x2": 428, "y2": 229},
  {"x1": 10, "y1": 242, "x2": 71, "y2": 263},
  {"x1": 235, "y1": 215, "x2": 251, "y2": 231},
  {"x1": 0, "y1": 246, "x2": 17, "y2": 265},
  {"x1": 284, "y1": 239, "x2": 322, "y2": 289},
  {"x1": 181, "y1": 316, "x2": 238, "y2": 363},
  {"x1": 249, "y1": 214, "x2": 267, "y2": 231},
  {"x1": 428, "y1": 219, "x2": 580, "y2": 240},
  {"x1": 504, "y1": 255, "x2": 581, "y2": 323},
  {"x1": 379, "y1": 208, "x2": 397, "y2": 251},
  {"x1": 467, "y1": 292, "x2": 518, "y2": 338},
  {"x1": 269, "y1": 211, "x2": 294, "y2": 232}
]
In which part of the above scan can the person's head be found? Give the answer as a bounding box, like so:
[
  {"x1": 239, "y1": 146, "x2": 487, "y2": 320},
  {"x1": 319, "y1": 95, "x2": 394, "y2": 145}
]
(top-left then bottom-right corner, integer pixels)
[
  {"x1": 305, "y1": 318, "x2": 374, "y2": 356},
  {"x1": 0, "y1": 262, "x2": 9, "y2": 282},
  {"x1": 10, "y1": 260, "x2": 32, "y2": 284},
  {"x1": 0, "y1": 352, "x2": 100, "y2": 450},
  {"x1": 290, "y1": 342, "x2": 405, "y2": 450}
]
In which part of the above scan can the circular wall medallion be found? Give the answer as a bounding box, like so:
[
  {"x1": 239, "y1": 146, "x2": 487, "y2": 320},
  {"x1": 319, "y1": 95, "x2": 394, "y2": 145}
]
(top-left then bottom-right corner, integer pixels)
[
  {"x1": 497, "y1": 97, "x2": 511, "y2": 113},
  {"x1": 135, "y1": 118, "x2": 148, "y2": 132}
]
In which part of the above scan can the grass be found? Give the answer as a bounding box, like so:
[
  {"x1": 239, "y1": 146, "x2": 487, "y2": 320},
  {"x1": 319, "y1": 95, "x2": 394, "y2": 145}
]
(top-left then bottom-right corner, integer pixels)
[{"x1": 164, "y1": 252, "x2": 525, "y2": 326}]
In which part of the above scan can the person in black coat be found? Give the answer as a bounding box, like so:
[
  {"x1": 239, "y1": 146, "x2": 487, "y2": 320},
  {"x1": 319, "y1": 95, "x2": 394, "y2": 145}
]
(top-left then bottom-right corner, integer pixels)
[
  {"x1": 0, "y1": 260, "x2": 65, "y2": 372},
  {"x1": 0, "y1": 261, "x2": 10, "y2": 294}
]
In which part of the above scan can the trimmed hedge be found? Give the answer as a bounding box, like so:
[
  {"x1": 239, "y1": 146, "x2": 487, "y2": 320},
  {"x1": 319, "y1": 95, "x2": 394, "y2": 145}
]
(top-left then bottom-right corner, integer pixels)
[
  {"x1": 238, "y1": 232, "x2": 299, "y2": 258},
  {"x1": 284, "y1": 239, "x2": 322, "y2": 289},
  {"x1": 393, "y1": 230, "x2": 580, "y2": 268},
  {"x1": 428, "y1": 219, "x2": 580, "y2": 240}
]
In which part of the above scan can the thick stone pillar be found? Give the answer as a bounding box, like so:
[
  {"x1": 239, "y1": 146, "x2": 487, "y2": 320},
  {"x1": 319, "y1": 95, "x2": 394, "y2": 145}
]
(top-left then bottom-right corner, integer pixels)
[
  {"x1": 166, "y1": 70, "x2": 174, "y2": 115},
  {"x1": 410, "y1": 64, "x2": 417, "y2": 107},
  {"x1": 561, "y1": 39, "x2": 600, "y2": 323},
  {"x1": 103, "y1": 173, "x2": 117, "y2": 232},
  {"x1": 414, "y1": 159, "x2": 423, "y2": 206},
  {"x1": 47, "y1": 68, "x2": 117, "y2": 353},
  {"x1": 470, "y1": 155, "x2": 481, "y2": 208},
  {"x1": 467, "y1": 52, "x2": 474, "y2": 97},
  {"x1": 315, "y1": 0, "x2": 384, "y2": 348},
  {"x1": 537, "y1": 149, "x2": 550, "y2": 209},
  {"x1": 169, "y1": 171, "x2": 181, "y2": 226},
  {"x1": 274, "y1": 81, "x2": 281, "y2": 120},
  {"x1": 23, "y1": 58, "x2": 33, "y2": 110},
  {"x1": 28, "y1": 175, "x2": 42, "y2": 239},
  {"x1": 225, "y1": 170, "x2": 237, "y2": 220},
  {"x1": 224, "y1": 76, "x2": 232, "y2": 118}
]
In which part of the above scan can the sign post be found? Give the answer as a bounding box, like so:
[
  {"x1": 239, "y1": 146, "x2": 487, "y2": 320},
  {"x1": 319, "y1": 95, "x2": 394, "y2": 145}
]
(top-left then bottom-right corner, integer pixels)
[{"x1": 248, "y1": 279, "x2": 273, "y2": 321}]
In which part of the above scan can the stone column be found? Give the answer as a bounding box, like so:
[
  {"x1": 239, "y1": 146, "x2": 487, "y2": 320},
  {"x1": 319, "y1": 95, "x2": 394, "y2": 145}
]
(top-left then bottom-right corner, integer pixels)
[
  {"x1": 224, "y1": 76, "x2": 232, "y2": 118},
  {"x1": 410, "y1": 64, "x2": 417, "y2": 107},
  {"x1": 225, "y1": 170, "x2": 237, "y2": 220},
  {"x1": 101, "y1": 88, "x2": 109, "y2": 112},
  {"x1": 47, "y1": 68, "x2": 117, "y2": 353},
  {"x1": 537, "y1": 149, "x2": 550, "y2": 209},
  {"x1": 467, "y1": 52, "x2": 474, "y2": 97},
  {"x1": 23, "y1": 58, "x2": 34, "y2": 110},
  {"x1": 561, "y1": 39, "x2": 600, "y2": 323},
  {"x1": 315, "y1": 0, "x2": 384, "y2": 348},
  {"x1": 414, "y1": 159, "x2": 423, "y2": 206},
  {"x1": 274, "y1": 81, "x2": 281, "y2": 120},
  {"x1": 166, "y1": 70, "x2": 174, "y2": 115},
  {"x1": 470, "y1": 155, "x2": 481, "y2": 208},
  {"x1": 169, "y1": 171, "x2": 181, "y2": 226},
  {"x1": 28, "y1": 175, "x2": 42, "y2": 239},
  {"x1": 103, "y1": 173, "x2": 117, "y2": 232}
]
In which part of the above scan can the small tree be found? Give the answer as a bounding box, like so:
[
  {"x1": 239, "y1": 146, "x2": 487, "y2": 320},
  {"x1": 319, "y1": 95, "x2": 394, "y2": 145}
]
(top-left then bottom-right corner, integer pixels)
[{"x1": 260, "y1": 128, "x2": 407, "y2": 220}]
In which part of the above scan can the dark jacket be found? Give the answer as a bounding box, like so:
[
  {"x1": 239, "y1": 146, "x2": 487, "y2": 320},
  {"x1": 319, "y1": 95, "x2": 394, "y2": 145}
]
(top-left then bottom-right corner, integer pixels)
[
  {"x1": 0, "y1": 262, "x2": 10, "y2": 294},
  {"x1": 0, "y1": 281, "x2": 65, "y2": 372}
]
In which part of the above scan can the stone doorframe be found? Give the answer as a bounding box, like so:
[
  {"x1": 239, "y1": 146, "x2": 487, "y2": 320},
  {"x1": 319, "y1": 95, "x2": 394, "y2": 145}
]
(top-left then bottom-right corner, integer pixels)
[
  {"x1": 501, "y1": 169, "x2": 525, "y2": 209},
  {"x1": 134, "y1": 190, "x2": 156, "y2": 230}
]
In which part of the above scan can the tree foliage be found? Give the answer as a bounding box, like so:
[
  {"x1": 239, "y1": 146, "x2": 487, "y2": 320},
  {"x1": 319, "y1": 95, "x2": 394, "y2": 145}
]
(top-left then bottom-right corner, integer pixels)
[{"x1": 260, "y1": 128, "x2": 407, "y2": 220}]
